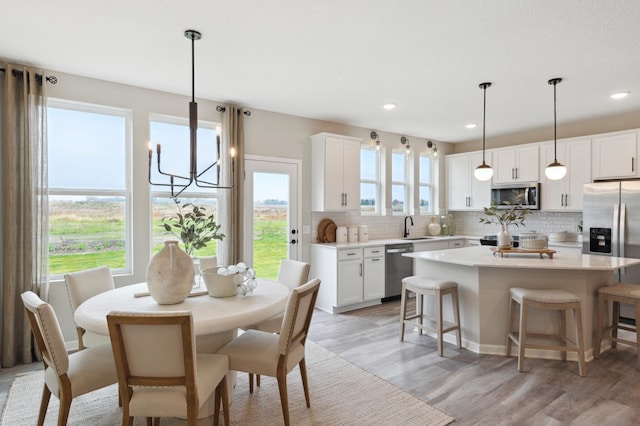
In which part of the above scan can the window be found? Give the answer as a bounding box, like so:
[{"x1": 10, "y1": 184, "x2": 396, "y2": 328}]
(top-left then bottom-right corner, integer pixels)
[
  {"x1": 419, "y1": 153, "x2": 434, "y2": 214},
  {"x1": 149, "y1": 115, "x2": 221, "y2": 257},
  {"x1": 391, "y1": 149, "x2": 410, "y2": 214},
  {"x1": 47, "y1": 99, "x2": 131, "y2": 276},
  {"x1": 360, "y1": 145, "x2": 381, "y2": 214}
]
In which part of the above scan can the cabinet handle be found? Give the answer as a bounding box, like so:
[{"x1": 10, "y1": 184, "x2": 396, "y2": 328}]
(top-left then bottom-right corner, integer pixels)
[
  {"x1": 371, "y1": 258, "x2": 381, "y2": 262},
  {"x1": 512, "y1": 168, "x2": 515, "y2": 180},
  {"x1": 346, "y1": 252, "x2": 357, "y2": 256},
  {"x1": 360, "y1": 263, "x2": 363, "y2": 276},
  {"x1": 345, "y1": 193, "x2": 348, "y2": 206},
  {"x1": 515, "y1": 168, "x2": 519, "y2": 180},
  {"x1": 371, "y1": 250, "x2": 380, "y2": 254},
  {"x1": 633, "y1": 158, "x2": 635, "y2": 173}
]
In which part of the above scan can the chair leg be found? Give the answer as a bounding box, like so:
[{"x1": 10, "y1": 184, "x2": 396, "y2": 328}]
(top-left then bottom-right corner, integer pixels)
[
  {"x1": 214, "y1": 383, "x2": 221, "y2": 426},
  {"x1": 635, "y1": 301, "x2": 640, "y2": 370},
  {"x1": 37, "y1": 385, "x2": 51, "y2": 426},
  {"x1": 506, "y1": 298, "x2": 514, "y2": 357},
  {"x1": 399, "y1": 283, "x2": 407, "y2": 341},
  {"x1": 437, "y1": 290, "x2": 444, "y2": 356},
  {"x1": 220, "y1": 375, "x2": 230, "y2": 426},
  {"x1": 57, "y1": 394, "x2": 72, "y2": 426},
  {"x1": 276, "y1": 365, "x2": 290, "y2": 426},
  {"x1": 145, "y1": 418, "x2": 152, "y2": 426},
  {"x1": 249, "y1": 373, "x2": 254, "y2": 393},
  {"x1": 559, "y1": 309, "x2": 567, "y2": 362},
  {"x1": 517, "y1": 301, "x2": 528, "y2": 372},
  {"x1": 299, "y1": 357, "x2": 311, "y2": 408},
  {"x1": 257, "y1": 374, "x2": 261, "y2": 387},
  {"x1": 574, "y1": 303, "x2": 586, "y2": 377},
  {"x1": 594, "y1": 293, "x2": 605, "y2": 358},
  {"x1": 417, "y1": 292, "x2": 424, "y2": 336},
  {"x1": 612, "y1": 301, "x2": 620, "y2": 348},
  {"x1": 452, "y1": 289, "x2": 462, "y2": 349}
]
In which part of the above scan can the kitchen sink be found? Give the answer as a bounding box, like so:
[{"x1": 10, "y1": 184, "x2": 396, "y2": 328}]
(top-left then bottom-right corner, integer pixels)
[{"x1": 403, "y1": 236, "x2": 435, "y2": 241}]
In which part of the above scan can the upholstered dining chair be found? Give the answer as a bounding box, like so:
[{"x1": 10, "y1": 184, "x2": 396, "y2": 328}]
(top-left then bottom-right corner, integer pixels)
[
  {"x1": 245, "y1": 259, "x2": 311, "y2": 390},
  {"x1": 21, "y1": 291, "x2": 118, "y2": 426},
  {"x1": 107, "y1": 311, "x2": 230, "y2": 426},
  {"x1": 218, "y1": 278, "x2": 321, "y2": 426},
  {"x1": 64, "y1": 265, "x2": 115, "y2": 350}
]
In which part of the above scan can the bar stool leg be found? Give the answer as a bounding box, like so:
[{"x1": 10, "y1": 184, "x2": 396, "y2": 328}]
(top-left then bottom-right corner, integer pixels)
[
  {"x1": 436, "y1": 290, "x2": 444, "y2": 356},
  {"x1": 612, "y1": 301, "x2": 620, "y2": 349},
  {"x1": 417, "y1": 292, "x2": 424, "y2": 336},
  {"x1": 452, "y1": 288, "x2": 462, "y2": 349},
  {"x1": 594, "y1": 293, "x2": 605, "y2": 358},
  {"x1": 574, "y1": 303, "x2": 586, "y2": 377},
  {"x1": 559, "y1": 309, "x2": 567, "y2": 362},
  {"x1": 635, "y1": 300, "x2": 640, "y2": 370},
  {"x1": 517, "y1": 301, "x2": 528, "y2": 372},
  {"x1": 399, "y1": 282, "x2": 408, "y2": 342}
]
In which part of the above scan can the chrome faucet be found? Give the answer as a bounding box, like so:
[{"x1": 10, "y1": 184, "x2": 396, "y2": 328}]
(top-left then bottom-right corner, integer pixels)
[{"x1": 403, "y1": 216, "x2": 414, "y2": 238}]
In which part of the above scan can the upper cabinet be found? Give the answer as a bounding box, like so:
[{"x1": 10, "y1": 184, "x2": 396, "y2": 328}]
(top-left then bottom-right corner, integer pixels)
[
  {"x1": 493, "y1": 145, "x2": 539, "y2": 183},
  {"x1": 541, "y1": 138, "x2": 591, "y2": 211},
  {"x1": 311, "y1": 133, "x2": 361, "y2": 211},
  {"x1": 446, "y1": 152, "x2": 492, "y2": 210},
  {"x1": 592, "y1": 132, "x2": 638, "y2": 180}
]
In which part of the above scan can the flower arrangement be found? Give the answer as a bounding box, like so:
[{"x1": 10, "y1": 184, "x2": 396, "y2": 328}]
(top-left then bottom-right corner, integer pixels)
[
  {"x1": 215, "y1": 262, "x2": 257, "y2": 295},
  {"x1": 479, "y1": 203, "x2": 531, "y2": 228},
  {"x1": 161, "y1": 200, "x2": 225, "y2": 256}
]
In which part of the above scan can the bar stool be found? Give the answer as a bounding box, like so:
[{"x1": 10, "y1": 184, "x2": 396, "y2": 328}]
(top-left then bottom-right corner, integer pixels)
[
  {"x1": 506, "y1": 287, "x2": 586, "y2": 376},
  {"x1": 399, "y1": 276, "x2": 462, "y2": 356},
  {"x1": 594, "y1": 283, "x2": 640, "y2": 369}
]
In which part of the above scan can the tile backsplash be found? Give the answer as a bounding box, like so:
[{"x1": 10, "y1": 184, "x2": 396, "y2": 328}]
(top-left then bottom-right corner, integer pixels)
[{"x1": 310, "y1": 210, "x2": 583, "y2": 242}]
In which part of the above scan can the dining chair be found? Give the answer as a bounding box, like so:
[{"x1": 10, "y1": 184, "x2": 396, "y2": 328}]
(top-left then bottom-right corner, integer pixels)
[
  {"x1": 218, "y1": 278, "x2": 321, "y2": 426},
  {"x1": 21, "y1": 291, "x2": 118, "y2": 426},
  {"x1": 245, "y1": 259, "x2": 310, "y2": 391},
  {"x1": 64, "y1": 265, "x2": 115, "y2": 350},
  {"x1": 107, "y1": 311, "x2": 230, "y2": 426}
]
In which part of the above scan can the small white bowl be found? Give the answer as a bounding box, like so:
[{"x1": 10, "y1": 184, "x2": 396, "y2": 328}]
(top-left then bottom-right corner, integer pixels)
[{"x1": 202, "y1": 267, "x2": 239, "y2": 297}]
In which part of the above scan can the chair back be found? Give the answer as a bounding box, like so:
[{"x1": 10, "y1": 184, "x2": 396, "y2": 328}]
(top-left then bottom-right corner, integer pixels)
[
  {"x1": 21, "y1": 291, "x2": 70, "y2": 376},
  {"x1": 278, "y1": 278, "x2": 321, "y2": 355},
  {"x1": 277, "y1": 259, "x2": 311, "y2": 290},
  {"x1": 199, "y1": 255, "x2": 218, "y2": 271},
  {"x1": 64, "y1": 265, "x2": 115, "y2": 311}
]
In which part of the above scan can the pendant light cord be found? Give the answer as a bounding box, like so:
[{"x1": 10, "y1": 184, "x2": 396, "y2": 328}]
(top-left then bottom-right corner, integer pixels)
[
  {"x1": 482, "y1": 85, "x2": 487, "y2": 163},
  {"x1": 553, "y1": 80, "x2": 557, "y2": 160}
]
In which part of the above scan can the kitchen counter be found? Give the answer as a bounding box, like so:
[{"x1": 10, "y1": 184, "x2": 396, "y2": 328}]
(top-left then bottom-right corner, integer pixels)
[
  {"x1": 407, "y1": 246, "x2": 640, "y2": 360},
  {"x1": 310, "y1": 235, "x2": 476, "y2": 249}
]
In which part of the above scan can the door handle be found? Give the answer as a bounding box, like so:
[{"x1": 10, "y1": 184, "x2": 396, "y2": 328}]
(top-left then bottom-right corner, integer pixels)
[{"x1": 290, "y1": 239, "x2": 297, "y2": 244}]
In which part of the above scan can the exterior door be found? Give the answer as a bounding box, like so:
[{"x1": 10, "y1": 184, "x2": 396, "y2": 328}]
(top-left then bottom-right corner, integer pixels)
[{"x1": 243, "y1": 156, "x2": 300, "y2": 281}]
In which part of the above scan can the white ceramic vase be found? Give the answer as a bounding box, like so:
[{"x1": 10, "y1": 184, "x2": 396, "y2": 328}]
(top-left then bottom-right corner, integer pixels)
[
  {"x1": 497, "y1": 224, "x2": 512, "y2": 249},
  {"x1": 146, "y1": 240, "x2": 194, "y2": 304}
]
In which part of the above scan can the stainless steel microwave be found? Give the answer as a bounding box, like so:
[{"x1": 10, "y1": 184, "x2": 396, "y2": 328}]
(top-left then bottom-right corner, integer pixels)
[{"x1": 490, "y1": 183, "x2": 540, "y2": 210}]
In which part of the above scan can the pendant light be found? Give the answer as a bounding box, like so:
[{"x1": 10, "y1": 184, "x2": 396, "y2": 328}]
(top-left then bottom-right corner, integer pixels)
[
  {"x1": 545, "y1": 78, "x2": 567, "y2": 180},
  {"x1": 474, "y1": 82, "x2": 493, "y2": 181}
]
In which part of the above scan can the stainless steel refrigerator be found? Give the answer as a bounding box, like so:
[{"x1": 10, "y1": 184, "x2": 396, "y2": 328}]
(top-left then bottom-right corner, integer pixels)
[{"x1": 583, "y1": 181, "x2": 640, "y2": 321}]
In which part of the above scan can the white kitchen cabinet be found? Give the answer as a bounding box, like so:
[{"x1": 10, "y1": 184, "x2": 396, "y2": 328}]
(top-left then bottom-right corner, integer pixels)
[
  {"x1": 311, "y1": 133, "x2": 361, "y2": 211},
  {"x1": 311, "y1": 245, "x2": 384, "y2": 313},
  {"x1": 493, "y1": 145, "x2": 539, "y2": 183},
  {"x1": 446, "y1": 152, "x2": 492, "y2": 210},
  {"x1": 541, "y1": 138, "x2": 591, "y2": 211},
  {"x1": 363, "y1": 246, "x2": 385, "y2": 300},
  {"x1": 592, "y1": 132, "x2": 638, "y2": 180},
  {"x1": 413, "y1": 240, "x2": 450, "y2": 252}
]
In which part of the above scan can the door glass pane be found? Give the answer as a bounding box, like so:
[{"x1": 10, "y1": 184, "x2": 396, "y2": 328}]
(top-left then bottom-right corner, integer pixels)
[{"x1": 253, "y1": 172, "x2": 289, "y2": 280}]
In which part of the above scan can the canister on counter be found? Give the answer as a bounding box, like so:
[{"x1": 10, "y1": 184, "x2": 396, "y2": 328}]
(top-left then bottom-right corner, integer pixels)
[
  {"x1": 347, "y1": 226, "x2": 359, "y2": 242},
  {"x1": 336, "y1": 226, "x2": 348, "y2": 243},
  {"x1": 358, "y1": 225, "x2": 369, "y2": 242}
]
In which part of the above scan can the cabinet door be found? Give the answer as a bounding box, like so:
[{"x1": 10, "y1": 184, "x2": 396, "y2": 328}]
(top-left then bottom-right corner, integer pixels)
[
  {"x1": 469, "y1": 152, "x2": 492, "y2": 209},
  {"x1": 564, "y1": 139, "x2": 591, "y2": 210},
  {"x1": 363, "y1": 257, "x2": 385, "y2": 300},
  {"x1": 324, "y1": 137, "x2": 345, "y2": 210},
  {"x1": 446, "y1": 155, "x2": 471, "y2": 210},
  {"x1": 342, "y1": 139, "x2": 361, "y2": 210},
  {"x1": 493, "y1": 149, "x2": 516, "y2": 184},
  {"x1": 338, "y1": 259, "x2": 363, "y2": 306},
  {"x1": 592, "y1": 133, "x2": 637, "y2": 179},
  {"x1": 514, "y1": 145, "x2": 539, "y2": 182},
  {"x1": 541, "y1": 142, "x2": 566, "y2": 210}
]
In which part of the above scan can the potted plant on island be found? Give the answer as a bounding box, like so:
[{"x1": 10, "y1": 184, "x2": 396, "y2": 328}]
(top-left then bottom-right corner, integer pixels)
[{"x1": 479, "y1": 203, "x2": 531, "y2": 249}]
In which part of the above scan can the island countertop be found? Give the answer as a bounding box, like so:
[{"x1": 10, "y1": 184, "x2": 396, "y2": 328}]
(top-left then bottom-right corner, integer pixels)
[{"x1": 405, "y1": 246, "x2": 640, "y2": 270}]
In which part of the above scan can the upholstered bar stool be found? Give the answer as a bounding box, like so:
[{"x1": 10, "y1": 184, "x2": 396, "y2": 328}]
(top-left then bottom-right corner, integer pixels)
[
  {"x1": 594, "y1": 283, "x2": 640, "y2": 369},
  {"x1": 399, "y1": 276, "x2": 462, "y2": 356},
  {"x1": 506, "y1": 287, "x2": 586, "y2": 376}
]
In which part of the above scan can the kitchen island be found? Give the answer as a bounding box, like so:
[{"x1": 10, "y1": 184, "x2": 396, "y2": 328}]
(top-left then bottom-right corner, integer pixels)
[{"x1": 405, "y1": 246, "x2": 640, "y2": 360}]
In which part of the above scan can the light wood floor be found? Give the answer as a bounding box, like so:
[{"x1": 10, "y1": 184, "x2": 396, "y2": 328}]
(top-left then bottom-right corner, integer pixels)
[{"x1": 2, "y1": 299, "x2": 640, "y2": 425}]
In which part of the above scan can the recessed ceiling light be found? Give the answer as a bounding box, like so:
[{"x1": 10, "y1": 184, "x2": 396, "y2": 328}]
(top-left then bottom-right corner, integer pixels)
[
  {"x1": 465, "y1": 123, "x2": 477, "y2": 129},
  {"x1": 611, "y1": 92, "x2": 630, "y2": 100},
  {"x1": 382, "y1": 103, "x2": 396, "y2": 110}
]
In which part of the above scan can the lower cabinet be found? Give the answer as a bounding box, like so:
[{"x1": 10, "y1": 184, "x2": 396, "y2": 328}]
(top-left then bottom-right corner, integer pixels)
[{"x1": 311, "y1": 245, "x2": 385, "y2": 313}]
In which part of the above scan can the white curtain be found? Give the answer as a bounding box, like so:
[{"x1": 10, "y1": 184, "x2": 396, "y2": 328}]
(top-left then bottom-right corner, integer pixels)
[
  {"x1": 0, "y1": 62, "x2": 49, "y2": 367},
  {"x1": 218, "y1": 105, "x2": 244, "y2": 266}
]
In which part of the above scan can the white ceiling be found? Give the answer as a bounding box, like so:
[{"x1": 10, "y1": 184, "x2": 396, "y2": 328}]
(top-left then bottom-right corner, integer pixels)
[{"x1": 2, "y1": 0, "x2": 640, "y2": 143}]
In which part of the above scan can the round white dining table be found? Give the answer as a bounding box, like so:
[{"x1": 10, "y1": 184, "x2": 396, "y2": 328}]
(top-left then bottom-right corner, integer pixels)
[{"x1": 74, "y1": 278, "x2": 290, "y2": 338}]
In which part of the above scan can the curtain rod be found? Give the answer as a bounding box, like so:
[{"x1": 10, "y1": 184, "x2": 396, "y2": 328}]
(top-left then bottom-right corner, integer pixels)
[
  {"x1": 216, "y1": 105, "x2": 251, "y2": 116},
  {"x1": 0, "y1": 67, "x2": 58, "y2": 84}
]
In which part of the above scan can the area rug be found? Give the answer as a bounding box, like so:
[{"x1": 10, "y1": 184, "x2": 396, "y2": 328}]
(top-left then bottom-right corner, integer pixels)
[{"x1": 1, "y1": 341, "x2": 454, "y2": 425}]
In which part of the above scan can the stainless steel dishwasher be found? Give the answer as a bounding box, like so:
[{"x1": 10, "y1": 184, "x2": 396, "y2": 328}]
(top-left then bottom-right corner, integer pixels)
[{"x1": 384, "y1": 243, "x2": 414, "y2": 301}]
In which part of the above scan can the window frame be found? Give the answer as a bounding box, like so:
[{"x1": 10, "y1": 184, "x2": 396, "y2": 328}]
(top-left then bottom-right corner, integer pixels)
[
  {"x1": 418, "y1": 152, "x2": 435, "y2": 215},
  {"x1": 360, "y1": 144, "x2": 382, "y2": 215},
  {"x1": 47, "y1": 98, "x2": 133, "y2": 277},
  {"x1": 391, "y1": 148, "x2": 411, "y2": 215}
]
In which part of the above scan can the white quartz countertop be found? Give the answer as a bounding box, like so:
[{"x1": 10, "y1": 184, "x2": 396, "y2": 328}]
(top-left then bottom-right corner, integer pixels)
[
  {"x1": 310, "y1": 235, "x2": 473, "y2": 249},
  {"x1": 406, "y1": 246, "x2": 640, "y2": 270}
]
